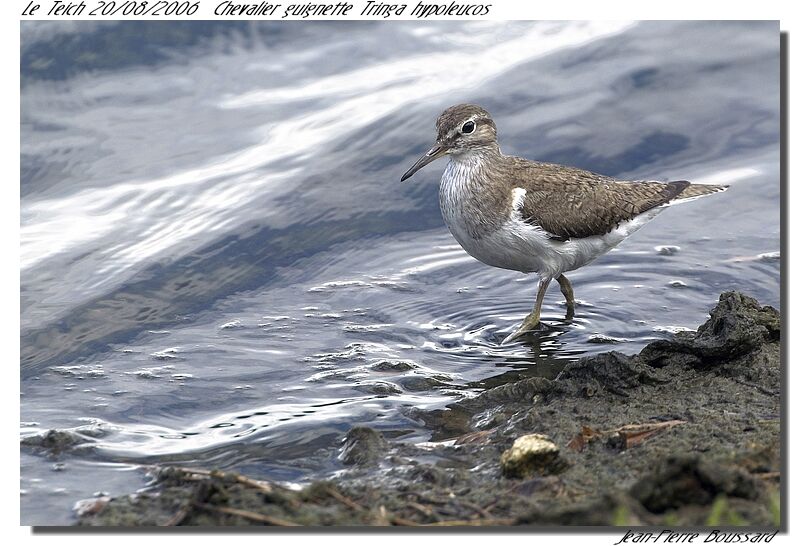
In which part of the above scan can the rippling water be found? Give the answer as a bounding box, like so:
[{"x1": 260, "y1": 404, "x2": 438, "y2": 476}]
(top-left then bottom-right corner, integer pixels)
[{"x1": 20, "y1": 20, "x2": 780, "y2": 525}]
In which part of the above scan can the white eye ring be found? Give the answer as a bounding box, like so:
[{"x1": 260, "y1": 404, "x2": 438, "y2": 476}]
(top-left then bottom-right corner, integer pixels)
[{"x1": 461, "y1": 120, "x2": 475, "y2": 134}]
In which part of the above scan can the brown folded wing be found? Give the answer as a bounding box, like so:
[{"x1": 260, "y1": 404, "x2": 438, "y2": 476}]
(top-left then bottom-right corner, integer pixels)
[{"x1": 514, "y1": 161, "x2": 692, "y2": 239}]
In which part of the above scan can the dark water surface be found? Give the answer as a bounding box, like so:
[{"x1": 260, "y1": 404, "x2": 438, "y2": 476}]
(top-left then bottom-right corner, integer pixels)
[{"x1": 20, "y1": 21, "x2": 780, "y2": 525}]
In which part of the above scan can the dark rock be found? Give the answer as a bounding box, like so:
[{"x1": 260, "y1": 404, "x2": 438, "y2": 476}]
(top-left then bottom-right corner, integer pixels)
[
  {"x1": 339, "y1": 427, "x2": 388, "y2": 467},
  {"x1": 21, "y1": 429, "x2": 89, "y2": 456},
  {"x1": 405, "y1": 407, "x2": 472, "y2": 439},
  {"x1": 397, "y1": 375, "x2": 448, "y2": 392},
  {"x1": 655, "y1": 245, "x2": 681, "y2": 256},
  {"x1": 640, "y1": 291, "x2": 780, "y2": 368},
  {"x1": 353, "y1": 381, "x2": 402, "y2": 395},
  {"x1": 558, "y1": 351, "x2": 668, "y2": 395},
  {"x1": 510, "y1": 476, "x2": 565, "y2": 497},
  {"x1": 587, "y1": 333, "x2": 628, "y2": 344},
  {"x1": 630, "y1": 455, "x2": 759, "y2": 513},
  {"x1": 404, "y1": 464, "x2": 466, "y2": 487},
  {"x1": 516, "y1": 494, "x2": 649, "y2": 526},
  {"x1": 370, "y1": 359, "x2": 417, "y2": 372},
  {"x1": 458, "y1": 377, "x2": 558, "y2": 412},
  {"x1": 697, "y1": 291, "x2": 780, "y2": 346}
]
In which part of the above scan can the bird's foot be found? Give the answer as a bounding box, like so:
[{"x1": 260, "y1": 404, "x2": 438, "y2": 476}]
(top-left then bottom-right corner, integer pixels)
[{"x1": 501, "y1": 314, "x2": 542, "y2": 345}]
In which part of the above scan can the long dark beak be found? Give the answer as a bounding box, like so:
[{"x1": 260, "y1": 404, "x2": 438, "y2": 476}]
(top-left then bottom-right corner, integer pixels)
[{"x1": 400, "y1": 143, "x2": 447, "y2": 181}]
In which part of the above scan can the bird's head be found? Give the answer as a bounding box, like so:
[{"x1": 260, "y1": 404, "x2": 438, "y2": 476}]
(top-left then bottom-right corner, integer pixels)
[{"x1": 401, "y1": 104, "x2": 498, "y2": 181}]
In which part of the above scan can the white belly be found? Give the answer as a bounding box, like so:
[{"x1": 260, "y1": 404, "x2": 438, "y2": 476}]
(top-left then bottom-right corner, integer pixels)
[
  {"x1": 445, "y1": 218, "x2": 593, "y2": 275},
  {"x1": 450, "y1": 212, "x2": 661, "y2": 277}
]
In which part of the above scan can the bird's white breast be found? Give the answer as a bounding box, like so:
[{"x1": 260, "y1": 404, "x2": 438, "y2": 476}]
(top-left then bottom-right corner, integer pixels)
[
  {"x1": 439, "y1": 156, "x2": 481, "y2": 245},
  {"x1": 439, "y1": 156, "x2": 553, "y2": 273}
]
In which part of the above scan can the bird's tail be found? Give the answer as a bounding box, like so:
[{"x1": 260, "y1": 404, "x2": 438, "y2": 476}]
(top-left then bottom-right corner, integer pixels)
[{"x1": 670, "y1": 182, "x2": 729, "y2": 204}]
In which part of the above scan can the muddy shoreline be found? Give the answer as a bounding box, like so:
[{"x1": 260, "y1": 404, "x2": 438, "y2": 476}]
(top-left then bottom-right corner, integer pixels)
[{"x1": 37, "y1": 291, "x2": 780, "y2": 526}]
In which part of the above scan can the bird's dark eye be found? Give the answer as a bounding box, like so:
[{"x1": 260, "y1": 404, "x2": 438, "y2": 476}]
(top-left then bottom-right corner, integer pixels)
[{"x1": 461, "y1": 121, "x2": 475, "y2": 134}]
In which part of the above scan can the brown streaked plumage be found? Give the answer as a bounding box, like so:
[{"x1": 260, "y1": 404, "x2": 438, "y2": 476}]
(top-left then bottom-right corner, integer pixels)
[
  {"x1": 401, "y1": 103, "x2": 729, "y2": 344},
  {"x1": 507, "y1": 165, "x2": 694, "y2": 239}
]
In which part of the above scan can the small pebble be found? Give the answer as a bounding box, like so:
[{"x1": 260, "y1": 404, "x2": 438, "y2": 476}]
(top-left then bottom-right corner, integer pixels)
[
  {"x1": 655, "y1": 245, "x2": 681, "y2": 256},
  {"x1": 758, "y1": 251, "x2": 780, "y2": 262},
  {"x1": 219, "y1": 319, "x2": 244, "y2": 330},
  {"x1": 500, "y1": 434, "x2": 568, "y2": 478},
  {"x1": 74, "y1": 497, "x2": 110, "y2": 517},
  {"x1": 587, "y1": 334, "x2": 628, "y2": 344}
]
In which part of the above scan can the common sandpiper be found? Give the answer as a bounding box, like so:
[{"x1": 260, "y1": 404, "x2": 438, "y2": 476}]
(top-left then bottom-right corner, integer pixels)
[{"x1": 401, "y1": 104, "x2": 728, "y2": 344}]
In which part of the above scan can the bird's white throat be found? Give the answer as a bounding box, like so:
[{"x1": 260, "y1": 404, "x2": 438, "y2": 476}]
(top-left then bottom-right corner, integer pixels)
[
  {"x1": 438, "y1": 152, "x2": 503, "y2": 248},
  {"x1": 439, "y1": 154, "x2": 485, "y2": 226},
  {"x1": 440, "y1": 152, "x2": 489, "y2": 203}
]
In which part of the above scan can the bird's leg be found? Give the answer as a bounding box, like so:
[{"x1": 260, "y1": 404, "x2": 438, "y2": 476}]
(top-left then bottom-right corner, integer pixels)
[
  {"x1": 556, "y1": 273, "x2": 575, "y2": 320},
  {"x1": 502, "y1": 276, "x2": 552, "y2": 344}
]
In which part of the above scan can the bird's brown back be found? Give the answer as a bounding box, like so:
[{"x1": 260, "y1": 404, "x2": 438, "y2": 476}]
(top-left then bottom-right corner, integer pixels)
[{"x1": 496, "y1": 157, "x2": 726, "y2": 239}]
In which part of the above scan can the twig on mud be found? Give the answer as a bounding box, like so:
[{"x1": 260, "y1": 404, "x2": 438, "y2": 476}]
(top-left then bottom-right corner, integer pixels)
[
  {"x1": 406, "y1": 501, "x2": 437, "y2": 520},
  {"x1": 754, "y1": 471, "x2": 780, "y2": 480},
  {"x1": 169, "y1": 466, "x2": 275, "y2": 493},
  {"x1": 324, "y1": 487, "x2": 365, "y2": 512},
  {"x1": 168, "y1": 466, "x2": 212, "y2": 476},
  {"x1": 373, "y1": 505, "x2": 392, "y2": 526},
  {"x1": 390, "y1": 515, "x2": 423, "y2": 526},
  {"x1": 193, "y1": 502, "x2": 300, "y2": 526},
  {"x1": 425, "y1": 518, "x2": 515, "y2": 526},
  {"x1": 211, "y1": 470, "x2": 274, "y2": 493},
  {"x1": 396, "y1": 518, "x2": 515, "y2": 527},
  {"x1": 161, "y1": 474, "x2": 215, "y2": 526},
  {"x1": 456, "y1": 499, "x2": 494, "y2": 519},
  {"x1": 410, "y1": 495, "x2": 447, "y2": 506},
  {"x1": 615, "y1": 420, "x2": 687, "y2": 449},
  {"x1": 568, "y1": 420, "x2": 687, "y2": 452},
  {"x1": 733, "y1": 379, "x2": 778, "y2": 397},
  {"x1": 454, "y1": 429, "x2": 497, "y2": 445},
  {"x1": 162, "y1": 502, "x2": 193, "y2": 527},
  {"x1": 409, "y1": 493, "x2": 491, "y2": 519}
]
